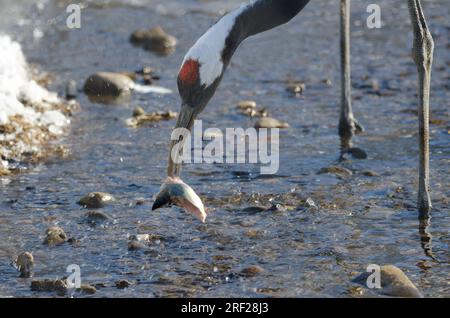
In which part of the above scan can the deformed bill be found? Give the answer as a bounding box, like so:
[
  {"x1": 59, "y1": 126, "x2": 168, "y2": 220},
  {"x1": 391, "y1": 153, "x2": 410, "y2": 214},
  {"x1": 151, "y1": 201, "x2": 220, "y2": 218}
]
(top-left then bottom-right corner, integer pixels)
[{"x1": 152, "y1": 176, "x2": 207, "y2": 223}]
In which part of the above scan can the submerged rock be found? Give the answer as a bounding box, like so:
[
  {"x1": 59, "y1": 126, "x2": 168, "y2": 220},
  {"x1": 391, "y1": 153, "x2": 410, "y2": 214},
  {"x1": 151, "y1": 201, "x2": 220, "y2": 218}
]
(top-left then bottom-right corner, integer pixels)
[
  {"x1": 362, "y1": 170, "x2": 378, "y2": 177},
  {"x1": 127, "y1": 233, "x2": 164, "y2": 250},
  {"x1": 85, "y1": 210, "x2": 113, "y2": 221},
  {"x1": 31, "y1": 279, "x2": 68, "y2": 296},
  {"x1": 254, "y1": 117, "x2": 289, "y2": 129},
  {"x1": 31, "y1": 278, "x2": 96, "y2": 296},
  {"x1": 130, "y1": 27, "x2": 177, "y2": 55},
  {"x1": 43, "y1": 226, "x2": 67, "y2": 245},
  {"x1": 78, "y1": 192, "x2": 115, "y2": 209},
  {"x1": 352, "y1": 265, "x2": 423, "y2": 298},
  {"x1": 83, "y1": 72, "x2": 134, "y2": 97},
  {"x1": 318, "y1": 166, "x2": 353, "y2": 177},
  {"x1": 240, "y1": 265, "x2": 265, "y2": 278},
  {"x1": 115, "y1": 280, "x2": 133, "y2": 289},
  {"x1": 13, "y1": 252, "x2": 34, "y2": 278}
]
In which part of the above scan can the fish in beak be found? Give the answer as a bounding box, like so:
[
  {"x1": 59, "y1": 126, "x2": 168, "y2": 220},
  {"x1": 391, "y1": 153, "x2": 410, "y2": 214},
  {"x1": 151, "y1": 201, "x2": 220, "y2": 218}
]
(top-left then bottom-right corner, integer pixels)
[{"x1": 152, "y1": 176, "x2": 207, "y2": 223}]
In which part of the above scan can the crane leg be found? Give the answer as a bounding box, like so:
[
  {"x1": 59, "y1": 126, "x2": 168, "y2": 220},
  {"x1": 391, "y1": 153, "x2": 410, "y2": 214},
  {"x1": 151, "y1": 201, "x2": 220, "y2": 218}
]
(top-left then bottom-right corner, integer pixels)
[
  {"x1": 408, "y1": 0, "x2": 434, "y2": 218},
  {"x1": 339, "y1": 0, "x2": 366, "y2": 160}
]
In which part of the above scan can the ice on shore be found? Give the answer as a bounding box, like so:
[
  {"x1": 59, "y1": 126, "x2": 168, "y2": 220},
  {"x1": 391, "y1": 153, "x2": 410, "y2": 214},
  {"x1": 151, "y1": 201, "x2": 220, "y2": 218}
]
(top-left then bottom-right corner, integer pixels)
[{"x1": 0, "y1": 35, "x2": 74, "y2": 172}]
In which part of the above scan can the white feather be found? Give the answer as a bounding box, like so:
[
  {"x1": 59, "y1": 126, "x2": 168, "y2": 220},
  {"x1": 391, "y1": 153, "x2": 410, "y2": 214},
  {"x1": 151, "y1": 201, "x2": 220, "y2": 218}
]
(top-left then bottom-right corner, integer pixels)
[{"x1": 181, "y1": 3, "x2": 248, "y2": 87}]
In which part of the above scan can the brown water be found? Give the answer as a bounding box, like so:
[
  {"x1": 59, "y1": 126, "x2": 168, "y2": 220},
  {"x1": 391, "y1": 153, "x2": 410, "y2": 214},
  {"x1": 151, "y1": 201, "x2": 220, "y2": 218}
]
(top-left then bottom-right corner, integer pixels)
[{"x1": 0, "y1": 0, "x2": 449, "y2": 297}]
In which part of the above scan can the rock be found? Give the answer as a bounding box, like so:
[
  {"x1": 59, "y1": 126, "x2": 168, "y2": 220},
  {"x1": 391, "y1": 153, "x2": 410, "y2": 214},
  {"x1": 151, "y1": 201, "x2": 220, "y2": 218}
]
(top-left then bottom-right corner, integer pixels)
[
  {"x1": 120, "y1": 71, "x2": 138, "y2": 81},
  {"x1": 126, "y1": 109, "x2": 177, "y2": 128},
  {"x1": 286, "y1": 81, "x2": 306, "y2": 95},
  {"x1": 127, "y1": 234, "x2": 150, "y2": 251},
  {"x1": 115, "y1": 280, "x2": 132, "y2": 289},
  {"x1": 254, "y1": 117, "x2": 289, "y2": 129},
  {"x1": 130, "y1": 27, "x2": 177, "y2": 55},
  {"x1": 127, "y1": 240, "x2": 147, "y2": 251},
  {"x1": 135, "y1": 198, "x2": 146, "y2": 206},
  {"x1": 143, "y1": 75, "x2": 153, "y2": 85},
  {"x1": 13, "y1": 252, "x2": 34, "y2": 278},
  {"x1": 132, "y1": 106, "x2": 146, "y2": 117},
  {"x1": 67, "y1": 237, "x2": 79, "y2": 245},
  {"x1": 362, "y1": 170, "x2": 378, "y2": 177},
  {"x1": 31, "y1": 279, "x2": 68, "y2": 296},
  {"x1": 244, "y1": 229, "x2": 264, "y2": 239},
  {"x1": 127, "y1": 234, "x2": 164, "y2": 250},
  {"x1": 344, "y1": 147, "x2": 368, "y2": 160},
  {"x1": 240, "y1": 265, "x2": 265, "y2": 278},
  {"x1": 267, "y1": 203, "x2": 287, "y2": 212},
  {"x1": 78, "y1": 192, "x2": 115, "y2": 209},
  {"x1": 352, "y1": 265, "x2": 423, "y2": 298},
  {"x1": 83, "y1": 72, "x2": 134, "y2": 97},
  {"x1": 318, "y1": 166, "x2": 353, "y2": 177},
  {"x1": 322, "y1": 78, "x2": 333, "y2": 86},
  {"x1": 43, "y1": 226, "x2": 67, "y2": 245},
  {"x1": 241, "y1": 206, "x2": 266, "y2": 213},
  {"x1": 241, "y1": 108, "x2": 268, "y2": 118},
  {"x1": 85, "y1": 211, "x2": 113, "y2": 221},
  {"x1": 136, "y1": 66, "x2": 153, "y2": 75},
  {"x1": 79, "y1": 284, "x2": 97, "y2": 295},
  {"x1": 305, "y1": 197, "x2": 318, "y2": 210},
  {"x1": 237, "y1": 100, "x2": 257, "y2": 110},
  {"x1": 30, "y1": 279, "x2": 96, "y2": 295},
  {"x1": 65, "y1": 80, "x2": 78, "y2": 99},
  {"x1": 237, "y1": 100, "x2": 268, "y2": 117}
]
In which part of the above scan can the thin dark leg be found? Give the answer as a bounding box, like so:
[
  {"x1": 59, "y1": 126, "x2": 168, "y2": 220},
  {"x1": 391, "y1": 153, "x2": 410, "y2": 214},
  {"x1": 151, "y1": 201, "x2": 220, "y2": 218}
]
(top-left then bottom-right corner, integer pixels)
[
  {"x1": 339, "y1": 0, "x2": 365, "y2": 160},
  {"x1": 408, "y1": 0, "x2": 434, "y2": 218}
]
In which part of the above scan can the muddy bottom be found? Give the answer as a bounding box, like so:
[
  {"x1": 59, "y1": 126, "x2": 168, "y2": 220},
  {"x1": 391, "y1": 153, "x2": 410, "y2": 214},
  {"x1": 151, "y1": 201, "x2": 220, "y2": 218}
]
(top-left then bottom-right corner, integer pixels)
[{"x1": 0, "y1": 0, "x2": 449, "y2": 297}]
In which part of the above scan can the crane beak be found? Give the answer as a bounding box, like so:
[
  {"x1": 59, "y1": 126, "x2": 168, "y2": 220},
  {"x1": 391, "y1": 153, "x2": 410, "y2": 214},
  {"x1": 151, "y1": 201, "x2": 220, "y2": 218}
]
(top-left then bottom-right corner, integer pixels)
[{"x1": 152, "y1": 176, "x2": 207, "y2": 223}]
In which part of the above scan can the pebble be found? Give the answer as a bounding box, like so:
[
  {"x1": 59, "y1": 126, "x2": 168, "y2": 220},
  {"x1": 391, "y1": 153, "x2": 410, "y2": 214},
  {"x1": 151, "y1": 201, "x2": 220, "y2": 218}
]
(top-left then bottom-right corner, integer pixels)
[
  {"x1": 244, "y1": 229, "x2": 264, "y2": 239},
  {"x1": 135, "y1": 198, "x2": 146, "y2": 206},
  {"x1": 115, "y1": 280, "x2": 133, "y2": 289},
  {"x1": 236, "y1": 100, "x2": 268, "y2": 117},
  {"x1": 126, "y1": 108, "x2": 177, "y2": 128},
  {"x1": 130, "y1": 27, "x2": 177, "y2": 55},
  {"x1": 83, "y1": 72, "x2": 134, "y2": 97},
  {"x1": 362, "y1": 170, "x2": 378, "y2": 177},
  {"x1": 254, "y1": 117, "x2": 289, "y2": 129},
  {"x1": 132, "y1": 106, "x2": 146, "y2": 117},
  {"x1": 31, "y1": 279, "x2": 68, "y2": 296},
  {"x1": 127, "y1": 234, "x2": 163, "y2": 250},
  {"x1": 318, "y1": 166, "x2": 353, "y2": 177},
  {"x1": 237, "y1": 100, "x2": 257, "y2": 110},
  {"x1": 322, "y1": 78, "x2": 333, "y2": 86},
  {"x1": 136, "y1": 66, "x2": 153, "y2": 75},
  {"x1": 31, "y1": 279, "x2": 96, "y2": 296},
  {"x1": 352, "y1": 265, "x2": 423, "y2": 298},
  {"x1": 286, "y1": 81, "x2": 306, "y2": 95},
  {"x1": 65, "y1": 80, "x2": 78, "y2": 99},
  {"x1": 13, "y1": 252, "x2": 34, "y2": 278},
  {"x1": 85, "y1": 210, "x2": 113, "y2": 221},
  {"x1": 78, "y1": 192, "x2": 115, "y2": 209},
  {"x1": 43, "y1": 226, "x2": 67, "y2": 245},
  {"x1": 345, "y1": 147, "x2": 368, "y2": 160},
  {"x1": 305, "y1": 197, "x2": 318, "y2": 210},
  {"x1": 240, "y1": 265, "x2": 265, "y2": 278}
]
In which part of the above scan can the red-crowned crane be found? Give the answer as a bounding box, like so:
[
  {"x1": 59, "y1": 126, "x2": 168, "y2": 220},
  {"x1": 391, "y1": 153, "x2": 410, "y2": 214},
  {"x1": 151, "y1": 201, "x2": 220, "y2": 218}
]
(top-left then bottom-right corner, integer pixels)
[{"x1": 152, "y1": 0, "x2": 434, "y2": 223}]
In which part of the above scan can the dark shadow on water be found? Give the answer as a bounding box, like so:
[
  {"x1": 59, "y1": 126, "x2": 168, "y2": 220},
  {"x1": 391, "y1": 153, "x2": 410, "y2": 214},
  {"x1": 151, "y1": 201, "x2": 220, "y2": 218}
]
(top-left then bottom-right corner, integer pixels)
[{"x1": 418, "y1": 216, "x2": 438, "y2": 262}]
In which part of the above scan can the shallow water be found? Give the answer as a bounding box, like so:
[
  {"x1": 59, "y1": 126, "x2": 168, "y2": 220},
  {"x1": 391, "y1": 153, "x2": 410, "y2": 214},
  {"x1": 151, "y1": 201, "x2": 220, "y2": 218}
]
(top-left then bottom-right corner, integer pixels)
[{"x1": 0, "y1": 0, "x2": 449, "y2": 297}]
